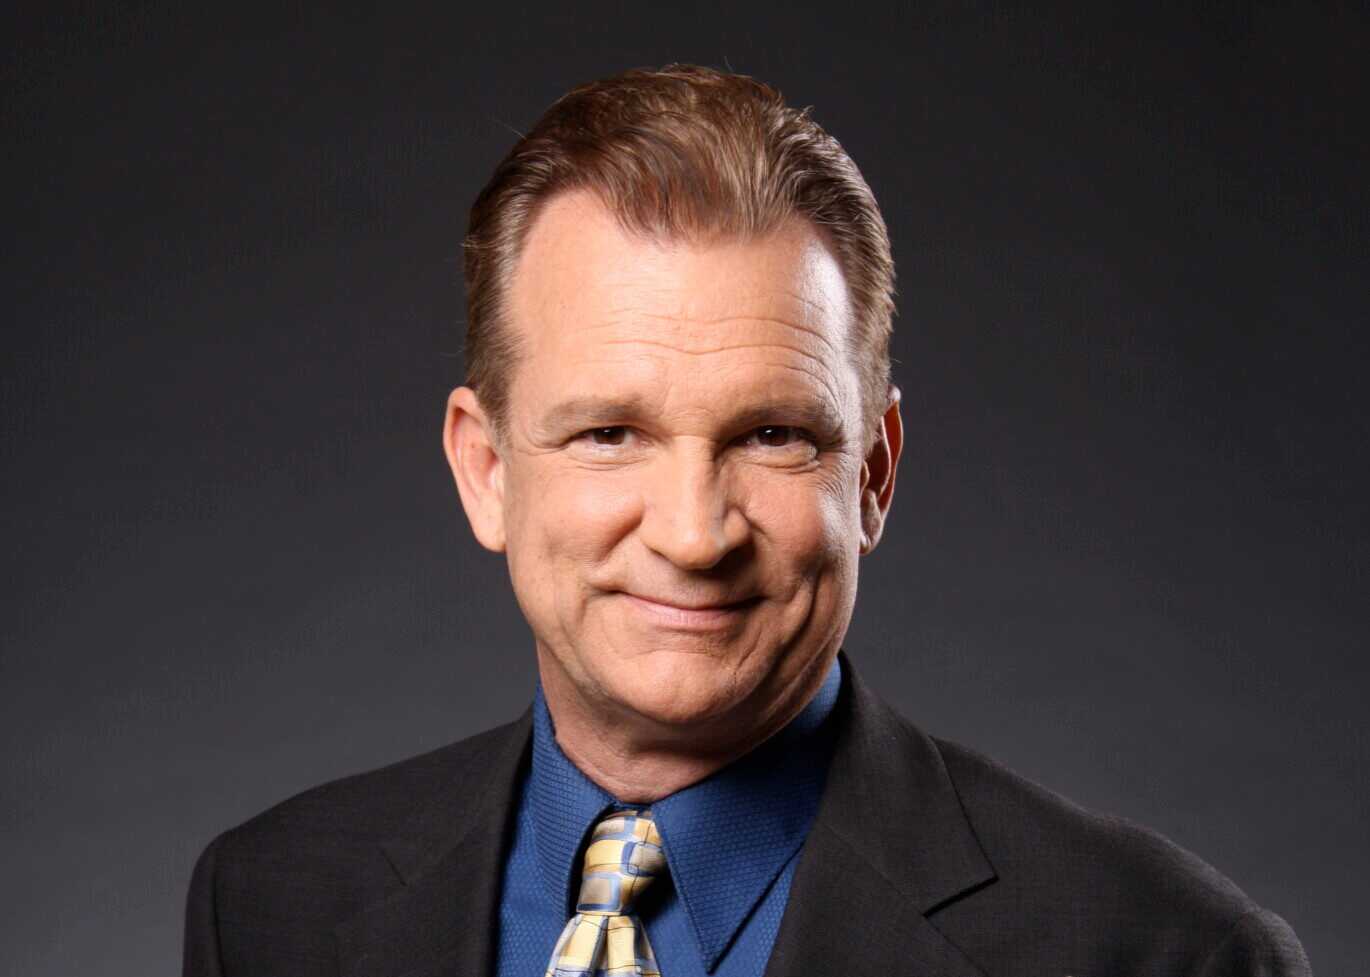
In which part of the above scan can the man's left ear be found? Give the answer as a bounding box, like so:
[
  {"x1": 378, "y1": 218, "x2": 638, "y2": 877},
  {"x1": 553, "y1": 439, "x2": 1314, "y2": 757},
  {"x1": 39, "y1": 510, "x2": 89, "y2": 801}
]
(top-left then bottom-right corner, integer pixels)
[{"x1": 859, "y1": 386, "x2": 903, "y2": 554}]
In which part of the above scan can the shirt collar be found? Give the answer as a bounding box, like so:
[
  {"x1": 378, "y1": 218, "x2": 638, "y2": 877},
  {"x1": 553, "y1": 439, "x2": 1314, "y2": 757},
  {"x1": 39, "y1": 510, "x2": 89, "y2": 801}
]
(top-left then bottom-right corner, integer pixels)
[{"x1": 528, "y1": 657, "x2": 842, "y2": 972}]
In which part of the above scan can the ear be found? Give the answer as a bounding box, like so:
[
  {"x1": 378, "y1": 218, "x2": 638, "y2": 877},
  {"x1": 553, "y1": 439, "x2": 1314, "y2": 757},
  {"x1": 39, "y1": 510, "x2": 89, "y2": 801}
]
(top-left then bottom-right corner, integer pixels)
[
  {"x1": 859, "y1": 386, "x2": 903, "y2": 554},
  {"x1": 443, "y1": 386, "x2": 507, "y2": 553}
]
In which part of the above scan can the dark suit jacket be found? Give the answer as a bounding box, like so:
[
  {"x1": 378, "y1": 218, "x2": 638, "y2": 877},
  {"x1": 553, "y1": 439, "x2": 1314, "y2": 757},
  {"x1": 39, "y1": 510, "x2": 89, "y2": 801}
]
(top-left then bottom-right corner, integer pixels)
[{"x1": 183, "y1": 664, "x2": 1311, "y2": 976}]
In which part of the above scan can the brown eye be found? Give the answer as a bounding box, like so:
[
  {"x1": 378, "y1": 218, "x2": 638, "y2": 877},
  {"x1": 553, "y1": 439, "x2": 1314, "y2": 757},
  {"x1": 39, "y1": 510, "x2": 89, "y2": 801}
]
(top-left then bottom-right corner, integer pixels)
[
  {"x1": 588, "y1": 426, "x2": 627, "y2": 445},
  {"x1": 756, "y1": 425, "x2": 796, "y2": 447}
]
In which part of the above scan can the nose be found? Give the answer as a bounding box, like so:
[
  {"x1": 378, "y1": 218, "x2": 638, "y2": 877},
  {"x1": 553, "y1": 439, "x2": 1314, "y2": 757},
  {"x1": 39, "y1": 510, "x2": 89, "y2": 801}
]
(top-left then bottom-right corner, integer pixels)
[{"x1": 638, "y1": 444, "x2": 750, "y2": 571}]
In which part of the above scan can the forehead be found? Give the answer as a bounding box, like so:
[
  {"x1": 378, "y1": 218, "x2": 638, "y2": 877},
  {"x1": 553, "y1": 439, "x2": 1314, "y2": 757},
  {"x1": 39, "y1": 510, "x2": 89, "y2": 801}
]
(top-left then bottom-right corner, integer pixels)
[{"x1": 505, "y1": 192, "x2": 860, "y2": 422}]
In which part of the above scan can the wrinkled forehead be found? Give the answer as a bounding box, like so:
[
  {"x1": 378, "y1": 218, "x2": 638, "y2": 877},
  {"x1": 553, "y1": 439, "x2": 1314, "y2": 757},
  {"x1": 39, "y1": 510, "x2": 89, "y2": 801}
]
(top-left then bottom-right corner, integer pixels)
[{"x1": 505, "y1": 192, "x2": 858, "y2": 395}]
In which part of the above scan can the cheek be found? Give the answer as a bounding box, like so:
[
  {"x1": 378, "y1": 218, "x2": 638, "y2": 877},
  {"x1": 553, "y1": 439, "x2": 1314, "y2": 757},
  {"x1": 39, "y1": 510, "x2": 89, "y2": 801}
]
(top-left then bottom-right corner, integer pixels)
[
  {"x1": 507, "y1": 466, "x2": 640, "y2": 566},
  {"x1": 748, "y1": 470, "x2": 861, "y2": 584},
  {"x1": 503, "y1": 467, "x2": 641, "y2": 643}
]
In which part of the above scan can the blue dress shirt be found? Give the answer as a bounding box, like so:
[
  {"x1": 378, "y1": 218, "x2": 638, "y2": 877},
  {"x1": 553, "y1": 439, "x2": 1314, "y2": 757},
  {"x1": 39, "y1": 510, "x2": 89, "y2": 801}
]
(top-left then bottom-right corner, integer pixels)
[{"x1": 495, "y1": 658, "x2": 842, "y2": 976}]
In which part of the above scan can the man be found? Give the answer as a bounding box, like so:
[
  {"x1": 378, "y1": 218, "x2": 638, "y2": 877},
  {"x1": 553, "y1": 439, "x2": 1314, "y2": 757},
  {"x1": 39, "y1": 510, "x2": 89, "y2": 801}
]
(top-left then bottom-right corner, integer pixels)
[{"x1": 183, "y1": 66, "x2": 1310, "y2": 976}]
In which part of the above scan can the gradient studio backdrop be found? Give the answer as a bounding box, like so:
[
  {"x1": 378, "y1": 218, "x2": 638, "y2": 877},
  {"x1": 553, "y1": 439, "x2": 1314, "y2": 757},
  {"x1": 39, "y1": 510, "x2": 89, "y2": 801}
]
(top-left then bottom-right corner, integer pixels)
[{"x1": 3, "y1": 4, "x2": 1366, "y2": 975}]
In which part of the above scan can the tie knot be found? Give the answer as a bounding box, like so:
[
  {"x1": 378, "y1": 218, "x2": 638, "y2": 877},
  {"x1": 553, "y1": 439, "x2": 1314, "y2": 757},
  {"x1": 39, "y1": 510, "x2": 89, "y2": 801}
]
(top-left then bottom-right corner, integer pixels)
[{"x1": 574, "y1": 809, "x2": 666, "y2": 916}]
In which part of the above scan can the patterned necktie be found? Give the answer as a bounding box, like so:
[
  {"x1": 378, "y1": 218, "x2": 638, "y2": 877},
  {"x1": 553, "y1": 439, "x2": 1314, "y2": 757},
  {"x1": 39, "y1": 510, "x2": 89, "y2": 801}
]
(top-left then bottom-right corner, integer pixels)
[{"x1": 544, "y1": 808, "x2": 667, "y2": 977}]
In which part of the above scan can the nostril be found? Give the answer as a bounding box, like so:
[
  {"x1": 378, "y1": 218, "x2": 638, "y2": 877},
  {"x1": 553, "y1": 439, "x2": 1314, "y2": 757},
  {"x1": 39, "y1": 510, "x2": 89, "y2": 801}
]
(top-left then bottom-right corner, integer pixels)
[{"x1": 639, "y1": 463, "x2": 750, "y2": 569}]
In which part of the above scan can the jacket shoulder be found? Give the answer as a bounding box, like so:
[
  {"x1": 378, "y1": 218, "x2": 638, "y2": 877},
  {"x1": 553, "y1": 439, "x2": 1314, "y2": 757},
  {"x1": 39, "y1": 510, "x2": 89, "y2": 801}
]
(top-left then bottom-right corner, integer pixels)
[
  {"x1": 934, "y1": 734, "x2": 1250, "y2": 912},
  {"x1": 219, "y1": 717, "x2": 525, "y2": 853},
  {"x1": 927, "y1": 735, "x2": 1308, "y2": 974},
  {"x1": 185, "y1": 716, "x2": 528, "y2": 975}
]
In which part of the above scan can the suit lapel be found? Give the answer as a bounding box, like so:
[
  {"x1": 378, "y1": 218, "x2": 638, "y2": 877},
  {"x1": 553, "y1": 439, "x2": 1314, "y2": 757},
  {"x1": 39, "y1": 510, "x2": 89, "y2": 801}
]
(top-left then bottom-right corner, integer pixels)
[
  {"x1": 331, "y1": 658, "x2": 994, "y2": 977},
  {"x1": 335, "y1": 711, "x2": 533, "y2": 977},
  {"x1": 764, "y1": 661, "x2": 997, "y2": 977}
]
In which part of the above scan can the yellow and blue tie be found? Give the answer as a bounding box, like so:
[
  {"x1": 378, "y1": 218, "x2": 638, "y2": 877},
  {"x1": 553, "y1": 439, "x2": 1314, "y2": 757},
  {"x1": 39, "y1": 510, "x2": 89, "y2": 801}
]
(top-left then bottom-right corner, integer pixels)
[{"x1": 543, "y1": 809, "x2": 666, "y2": 977}]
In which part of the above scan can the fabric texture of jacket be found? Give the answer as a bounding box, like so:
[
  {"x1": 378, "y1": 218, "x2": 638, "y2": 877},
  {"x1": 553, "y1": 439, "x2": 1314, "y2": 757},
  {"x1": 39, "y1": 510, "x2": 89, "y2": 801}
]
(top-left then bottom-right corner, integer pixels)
[{"x1": 182, "y1": 658, "x2": 1310, "y2": 977}]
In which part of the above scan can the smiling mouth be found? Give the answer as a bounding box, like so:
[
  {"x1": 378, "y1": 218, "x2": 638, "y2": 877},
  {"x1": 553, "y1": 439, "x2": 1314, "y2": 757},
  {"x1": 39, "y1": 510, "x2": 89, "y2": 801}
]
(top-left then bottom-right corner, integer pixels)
[{"x1": 619, "y1": 592, "x2": 761, "y2": 630}]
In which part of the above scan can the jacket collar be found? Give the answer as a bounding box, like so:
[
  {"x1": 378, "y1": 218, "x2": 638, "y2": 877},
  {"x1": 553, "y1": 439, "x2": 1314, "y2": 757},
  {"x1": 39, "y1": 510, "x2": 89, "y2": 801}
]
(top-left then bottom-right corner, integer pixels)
[
  {"x1": 336, "y1": 654, "x2": 997, "y2": 977},
  {"x1": 335, "y1": 711, "x2": 532, "y2": 977},
  {"x1": 763, "y1": 659, "x2": 997, "y2": 976}
]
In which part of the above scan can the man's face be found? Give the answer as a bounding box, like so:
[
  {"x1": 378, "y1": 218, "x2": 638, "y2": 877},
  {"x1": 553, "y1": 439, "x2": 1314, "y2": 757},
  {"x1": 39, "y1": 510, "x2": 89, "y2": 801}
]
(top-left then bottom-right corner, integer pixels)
[{"x1": 455, "y1": 191, "x2": 893, "y2": 738}]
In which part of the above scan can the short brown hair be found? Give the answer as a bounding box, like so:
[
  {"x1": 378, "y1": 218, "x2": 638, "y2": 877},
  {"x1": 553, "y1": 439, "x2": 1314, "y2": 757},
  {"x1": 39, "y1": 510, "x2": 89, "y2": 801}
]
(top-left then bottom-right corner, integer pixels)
[{"x1": 462, "y1": 64, "x2": 895, "y2": 439}]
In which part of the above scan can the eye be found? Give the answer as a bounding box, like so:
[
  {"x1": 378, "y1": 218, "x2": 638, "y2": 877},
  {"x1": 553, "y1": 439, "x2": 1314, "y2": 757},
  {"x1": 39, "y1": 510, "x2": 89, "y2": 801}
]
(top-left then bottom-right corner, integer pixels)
[
  {"x1": 750, "y1": 425, "x2": 811, "y2": 448},
  {"x1": 584, "y1": 426, "x2": 628, "y2": 446}
]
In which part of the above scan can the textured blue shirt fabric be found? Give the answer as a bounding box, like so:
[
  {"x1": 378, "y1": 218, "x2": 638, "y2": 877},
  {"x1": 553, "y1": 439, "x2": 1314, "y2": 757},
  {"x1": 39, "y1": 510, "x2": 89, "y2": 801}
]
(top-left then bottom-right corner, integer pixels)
[{"x1": 495, "y1": 658, "x2": 842, "y2": 977}]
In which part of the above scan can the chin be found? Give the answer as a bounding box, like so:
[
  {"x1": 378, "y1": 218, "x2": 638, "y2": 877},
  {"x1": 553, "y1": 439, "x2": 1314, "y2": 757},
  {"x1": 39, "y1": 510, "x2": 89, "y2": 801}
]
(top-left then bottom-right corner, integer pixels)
[{"x1": 604, "y1": 651, "x2": 760, "y2": 729}]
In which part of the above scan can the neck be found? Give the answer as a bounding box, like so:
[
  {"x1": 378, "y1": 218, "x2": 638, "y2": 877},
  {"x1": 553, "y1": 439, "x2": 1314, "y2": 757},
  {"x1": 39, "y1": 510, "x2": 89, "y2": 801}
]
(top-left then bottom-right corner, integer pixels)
[{"x1": 538, "y1": 652, "x2": 835, "y2": 803}]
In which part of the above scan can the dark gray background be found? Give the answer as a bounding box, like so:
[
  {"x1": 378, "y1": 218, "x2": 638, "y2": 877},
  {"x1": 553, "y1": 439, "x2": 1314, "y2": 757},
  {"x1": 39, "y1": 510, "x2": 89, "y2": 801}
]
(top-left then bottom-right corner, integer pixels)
[{"x1": 3, "y1": 3, "x2": 1366, "y2": 974}]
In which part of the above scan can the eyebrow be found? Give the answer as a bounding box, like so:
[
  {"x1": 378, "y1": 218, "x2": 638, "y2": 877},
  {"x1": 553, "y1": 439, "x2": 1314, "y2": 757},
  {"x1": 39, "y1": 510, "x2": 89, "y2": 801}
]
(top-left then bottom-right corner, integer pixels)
[
  {"x1": 534, "y1": 396, "x2": 653, "y2": 435},
  {"x1": 535, "y1": 395, "x2": 846, "y2": 438}
]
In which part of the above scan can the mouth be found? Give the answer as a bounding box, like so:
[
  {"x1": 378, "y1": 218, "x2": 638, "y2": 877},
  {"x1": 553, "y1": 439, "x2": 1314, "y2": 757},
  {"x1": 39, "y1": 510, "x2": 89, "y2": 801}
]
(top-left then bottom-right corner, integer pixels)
[{"x1": 618, "y1": 592, "x2": 762, "y2": 631}]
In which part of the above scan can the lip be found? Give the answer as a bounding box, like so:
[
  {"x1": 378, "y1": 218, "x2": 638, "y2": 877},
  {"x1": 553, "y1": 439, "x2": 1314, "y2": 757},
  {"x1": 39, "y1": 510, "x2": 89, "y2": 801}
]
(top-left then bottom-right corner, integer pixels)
[{"x1": 619, "y1": 592, "x2": 759, "y2": 631}]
